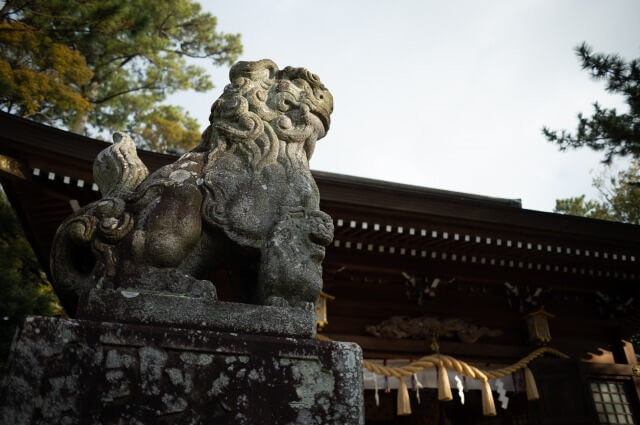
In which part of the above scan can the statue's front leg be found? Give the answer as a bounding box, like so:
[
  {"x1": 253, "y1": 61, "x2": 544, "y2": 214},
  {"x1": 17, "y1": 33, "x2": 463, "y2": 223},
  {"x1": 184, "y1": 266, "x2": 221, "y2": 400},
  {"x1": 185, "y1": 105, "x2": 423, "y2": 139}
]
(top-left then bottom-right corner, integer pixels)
[{"x1": 259, "y1": 210, "x2": 334, "y2": 309}]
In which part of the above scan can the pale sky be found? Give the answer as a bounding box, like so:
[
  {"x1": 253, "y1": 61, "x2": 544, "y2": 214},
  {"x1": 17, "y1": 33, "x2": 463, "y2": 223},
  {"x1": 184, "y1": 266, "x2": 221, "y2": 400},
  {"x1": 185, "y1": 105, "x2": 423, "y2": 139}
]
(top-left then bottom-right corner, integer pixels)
[{"x1": 168, "y1": 0, "x2": 640, "y2": 212}]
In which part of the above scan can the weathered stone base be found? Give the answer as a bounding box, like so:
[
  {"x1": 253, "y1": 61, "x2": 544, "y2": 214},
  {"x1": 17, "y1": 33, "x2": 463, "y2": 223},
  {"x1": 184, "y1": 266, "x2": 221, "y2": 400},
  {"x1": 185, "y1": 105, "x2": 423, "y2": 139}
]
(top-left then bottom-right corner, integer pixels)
[
  {"x1": 78, "y1": 288, "x2": 317, "y2": 338},
  {"x1": 0, "y1": 316, "x2": 364, "y2": 424}
]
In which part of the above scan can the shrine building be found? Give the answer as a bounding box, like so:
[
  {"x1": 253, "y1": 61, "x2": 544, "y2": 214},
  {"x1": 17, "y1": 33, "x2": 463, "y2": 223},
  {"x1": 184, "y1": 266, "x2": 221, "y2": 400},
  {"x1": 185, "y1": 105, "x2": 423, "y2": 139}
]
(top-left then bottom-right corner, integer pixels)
[{"x1": 2, "y1": 111, "x2": 640, "y2": 424}]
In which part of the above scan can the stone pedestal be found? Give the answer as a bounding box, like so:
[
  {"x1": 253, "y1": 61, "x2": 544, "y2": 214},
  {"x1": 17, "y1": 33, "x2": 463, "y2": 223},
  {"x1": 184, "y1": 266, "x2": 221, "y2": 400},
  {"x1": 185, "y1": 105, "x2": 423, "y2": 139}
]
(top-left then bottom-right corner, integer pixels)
[
  {"x1": 0, "y1": 316, "x2": 364, "y2": 424},
  {"x1": 78, "y1": 288, "x2": 317, "y2": 338}
]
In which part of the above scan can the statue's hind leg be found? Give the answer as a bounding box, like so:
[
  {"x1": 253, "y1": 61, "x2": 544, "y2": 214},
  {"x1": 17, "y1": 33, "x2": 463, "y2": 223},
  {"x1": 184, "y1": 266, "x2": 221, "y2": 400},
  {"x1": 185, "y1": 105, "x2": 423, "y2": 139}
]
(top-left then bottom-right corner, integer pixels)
[
  {"x1": 124, "y1": 180, "x2": 217, "y2": 299},
  {"x1": 143, "y1": 182, "x2": 203, "y2": 267}
]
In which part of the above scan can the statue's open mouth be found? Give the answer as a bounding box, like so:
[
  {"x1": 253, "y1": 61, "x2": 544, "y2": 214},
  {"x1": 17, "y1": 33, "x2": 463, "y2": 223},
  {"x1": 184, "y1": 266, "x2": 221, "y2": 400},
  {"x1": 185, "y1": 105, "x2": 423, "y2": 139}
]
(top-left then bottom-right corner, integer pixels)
[{"x1": 312, "y1": 108, "x2": 331, "y2": 133}]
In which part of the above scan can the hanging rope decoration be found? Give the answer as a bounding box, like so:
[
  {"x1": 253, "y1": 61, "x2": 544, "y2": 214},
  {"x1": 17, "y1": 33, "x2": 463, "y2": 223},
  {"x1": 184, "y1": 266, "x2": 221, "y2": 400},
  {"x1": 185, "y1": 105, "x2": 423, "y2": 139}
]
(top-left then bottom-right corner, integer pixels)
[{"x1": 315, "y1": 334, "x2": 567, "y2": 417}]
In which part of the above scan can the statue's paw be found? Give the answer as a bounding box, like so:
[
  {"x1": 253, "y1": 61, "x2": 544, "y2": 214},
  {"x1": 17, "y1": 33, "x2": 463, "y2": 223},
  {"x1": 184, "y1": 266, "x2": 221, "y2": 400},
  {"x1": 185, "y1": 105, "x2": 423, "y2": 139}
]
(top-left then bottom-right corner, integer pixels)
[
  {"x1": 265, "y1": 296, "x2": 290, "y2": 308},
  {"x1": 309, "y1": 210, "x2": 334, "y2": 246},
  {"x1": 165, "y1": 270, "x2": 217, "y2": 300},
  {"x1": 191, "y1": 280, "x2": 218, "y2": 300}
]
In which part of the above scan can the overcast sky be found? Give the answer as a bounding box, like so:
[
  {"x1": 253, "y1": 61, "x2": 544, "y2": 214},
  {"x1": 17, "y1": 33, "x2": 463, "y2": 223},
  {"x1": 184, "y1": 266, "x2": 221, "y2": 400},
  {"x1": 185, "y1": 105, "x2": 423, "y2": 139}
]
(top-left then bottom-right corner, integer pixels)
[{"x1": 168, "y1": 0, "x2": 640, "y2": 212}]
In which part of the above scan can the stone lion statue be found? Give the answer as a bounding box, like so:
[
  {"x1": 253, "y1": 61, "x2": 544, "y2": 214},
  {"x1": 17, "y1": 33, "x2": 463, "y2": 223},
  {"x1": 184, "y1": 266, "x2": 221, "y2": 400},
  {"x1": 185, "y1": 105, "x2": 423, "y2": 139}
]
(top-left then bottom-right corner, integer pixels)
[{"x1": 51, "y1": 59, "x2": 334, "y2": 314}]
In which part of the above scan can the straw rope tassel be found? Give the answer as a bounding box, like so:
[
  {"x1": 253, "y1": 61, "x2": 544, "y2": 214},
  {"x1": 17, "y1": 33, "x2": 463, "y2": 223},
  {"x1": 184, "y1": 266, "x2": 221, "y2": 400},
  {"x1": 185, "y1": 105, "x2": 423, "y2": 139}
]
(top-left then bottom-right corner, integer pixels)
[
  {"x1": 397, "y1": 377, "x2": 412, "y2": 415},
  {"x1": 524, "y1": 367, "x2": 539, "y2": 401},
  {"x1": 360, "y1": 347, "x2": 568, "y2": 385},
  {"x1": 481, "y1": 379, "x2": 497, "y2": 416},
  {"x1": 437, "y1": 360, "x2": 453, "y2": 401},
  {"x1": 318, "y1": 333, "x2": 568, "y2": 417}
]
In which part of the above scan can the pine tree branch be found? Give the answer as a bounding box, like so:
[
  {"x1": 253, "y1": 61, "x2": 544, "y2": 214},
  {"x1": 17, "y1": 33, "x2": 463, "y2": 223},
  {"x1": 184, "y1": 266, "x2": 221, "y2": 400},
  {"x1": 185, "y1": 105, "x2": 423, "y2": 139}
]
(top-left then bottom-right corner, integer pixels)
[
  {"x1": 163, "y1": 49, "x2": 212, "y2": 59},
  {"x1": 156, "y1": 12, "x2": 174, "y2": 36},
  {"x1": 0, "y1": 0, "x2": 17, "y2": 21},
  {"x1": 91, "y1": 82, "x2": 161, "y2": 104},
  {"x1": 119, "y1": 55, "x2": 137, "y2": 68}
]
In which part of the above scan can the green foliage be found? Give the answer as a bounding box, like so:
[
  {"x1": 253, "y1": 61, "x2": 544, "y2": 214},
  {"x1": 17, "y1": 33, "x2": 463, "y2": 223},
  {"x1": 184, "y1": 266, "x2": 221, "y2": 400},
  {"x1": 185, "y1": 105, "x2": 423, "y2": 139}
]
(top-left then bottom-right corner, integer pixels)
[
  {"x1": 0, "y1": 188, "x2": 62, "y2": 370},
  {"x1": 554, "y1": 195, "x2": 614, "y2": 221},
  {"x1": 0, "y1": 20, "x2": 94, "y2": 122},
  {"x1": 543, "y1": 43, "x2": 640, "y2": 164},
  {"x1": 554, "y1": 161, "x2": 640, "y2": 225},
  {"x1": 546, "y1": 43, "x2": 640, "y2": 224},
  {"x1": 136, "y1": 105, "x2": 202, "y2": 153},
  {"x1": 0, "y1": 0, "x2": 242, "y2": 151}
]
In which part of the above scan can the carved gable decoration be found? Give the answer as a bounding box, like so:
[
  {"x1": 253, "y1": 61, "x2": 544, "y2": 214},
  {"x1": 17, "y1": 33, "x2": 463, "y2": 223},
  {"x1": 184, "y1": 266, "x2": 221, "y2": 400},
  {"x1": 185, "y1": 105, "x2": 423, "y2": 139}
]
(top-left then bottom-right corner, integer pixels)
[{"x1": 365, "y1": 316, "x2": 502, "y2": 344}]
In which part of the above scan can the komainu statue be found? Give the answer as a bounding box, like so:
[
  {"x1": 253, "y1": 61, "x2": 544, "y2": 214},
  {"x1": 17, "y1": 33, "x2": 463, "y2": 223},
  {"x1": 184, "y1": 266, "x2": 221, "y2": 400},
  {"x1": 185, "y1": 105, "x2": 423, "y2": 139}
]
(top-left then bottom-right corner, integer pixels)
[{"x1": 51, "y1": 59, "x2": 334, "y2": 314}]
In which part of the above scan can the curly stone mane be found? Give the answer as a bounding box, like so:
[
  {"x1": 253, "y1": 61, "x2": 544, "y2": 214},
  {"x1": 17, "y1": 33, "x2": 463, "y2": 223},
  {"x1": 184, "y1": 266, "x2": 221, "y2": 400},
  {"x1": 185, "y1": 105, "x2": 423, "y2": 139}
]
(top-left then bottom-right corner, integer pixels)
[
  {"x1": 195, "y1": 59, "x2": 333, "y2": 247},
  {"x1": 197, "y1": 59, "x2": 331, "y2": 154}
]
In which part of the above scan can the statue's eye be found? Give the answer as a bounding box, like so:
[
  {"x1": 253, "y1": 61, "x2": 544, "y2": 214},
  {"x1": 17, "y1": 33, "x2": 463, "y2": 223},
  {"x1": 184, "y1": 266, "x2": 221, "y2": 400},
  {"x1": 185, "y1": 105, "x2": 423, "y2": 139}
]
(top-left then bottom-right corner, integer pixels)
[{"x1": 278, "y1": 97, "x2": 294, "y2": 112}]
